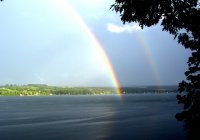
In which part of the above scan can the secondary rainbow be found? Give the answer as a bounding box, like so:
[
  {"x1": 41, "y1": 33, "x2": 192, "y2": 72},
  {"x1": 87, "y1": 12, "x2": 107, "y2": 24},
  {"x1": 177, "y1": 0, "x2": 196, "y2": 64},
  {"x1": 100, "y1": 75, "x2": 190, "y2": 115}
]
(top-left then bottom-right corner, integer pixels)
[
  {"x1": 134, "y1": 32, "x2": 161, "y2": 85},
  {"x1": 54, "y1": 0, "x2": 122, "y2": 95}
]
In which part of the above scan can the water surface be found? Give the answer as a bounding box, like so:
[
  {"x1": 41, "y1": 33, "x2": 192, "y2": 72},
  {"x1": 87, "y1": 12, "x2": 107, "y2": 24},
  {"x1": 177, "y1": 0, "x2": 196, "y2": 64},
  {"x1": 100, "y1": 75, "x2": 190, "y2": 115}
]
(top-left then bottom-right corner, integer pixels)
[{"x1": 0, "y1": 94, "x2": 187, "y2": 140}]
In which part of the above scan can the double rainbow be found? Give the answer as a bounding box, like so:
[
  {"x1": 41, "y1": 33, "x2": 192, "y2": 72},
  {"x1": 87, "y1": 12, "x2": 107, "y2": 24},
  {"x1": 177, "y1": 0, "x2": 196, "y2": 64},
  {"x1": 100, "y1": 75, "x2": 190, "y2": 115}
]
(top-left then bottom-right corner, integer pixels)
[{"x1": 51, "y1": 0, "x2": 162, "y2": 96}]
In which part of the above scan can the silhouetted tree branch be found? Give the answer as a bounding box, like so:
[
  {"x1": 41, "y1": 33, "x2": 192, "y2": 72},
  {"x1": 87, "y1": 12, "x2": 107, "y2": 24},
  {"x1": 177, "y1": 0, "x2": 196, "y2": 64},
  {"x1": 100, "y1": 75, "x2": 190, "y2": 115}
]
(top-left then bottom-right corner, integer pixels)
[{"x1": 111, "y1": 0, "x2": 200, "y2": 139}]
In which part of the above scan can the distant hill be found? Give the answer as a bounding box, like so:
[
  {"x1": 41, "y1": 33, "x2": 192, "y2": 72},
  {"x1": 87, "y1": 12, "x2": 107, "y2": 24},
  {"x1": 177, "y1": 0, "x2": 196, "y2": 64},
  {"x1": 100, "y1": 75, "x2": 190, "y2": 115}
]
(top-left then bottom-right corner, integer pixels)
[
  {"x1": 121, "y1": 85, "x2": 178, "y2": 94},
  {"x1": 0, "y1": 84, "x2": 178, "y2": 96}
]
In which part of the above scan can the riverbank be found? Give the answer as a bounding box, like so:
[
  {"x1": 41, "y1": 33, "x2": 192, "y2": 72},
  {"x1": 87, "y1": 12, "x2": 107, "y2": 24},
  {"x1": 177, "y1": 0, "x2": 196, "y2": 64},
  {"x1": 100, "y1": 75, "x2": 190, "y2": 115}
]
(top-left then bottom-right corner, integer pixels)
[{"x1": 0, "y1": 84, "x2": 178, "y2": 96}]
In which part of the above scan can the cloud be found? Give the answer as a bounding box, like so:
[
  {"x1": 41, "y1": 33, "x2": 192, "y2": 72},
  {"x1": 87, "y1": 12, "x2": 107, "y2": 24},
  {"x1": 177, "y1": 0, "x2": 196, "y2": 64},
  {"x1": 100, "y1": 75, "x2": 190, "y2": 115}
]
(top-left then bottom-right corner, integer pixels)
[{"x1": 107, "y1": 23, "x2": 142, "y2": 33}]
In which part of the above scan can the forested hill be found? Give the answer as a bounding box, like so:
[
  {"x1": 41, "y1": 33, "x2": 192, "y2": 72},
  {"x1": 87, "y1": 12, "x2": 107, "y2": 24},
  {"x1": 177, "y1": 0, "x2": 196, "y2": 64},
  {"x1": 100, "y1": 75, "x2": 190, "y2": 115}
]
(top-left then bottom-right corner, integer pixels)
[
  {"x1": 0, "y1": 85, "x2": 113, "y2": 96},
  {"x1": 0, "y1": 85, "x2": 178, "y2": 96},
  {"x1": 121, "y1": 86, "x2": 178, "y2": 94}
]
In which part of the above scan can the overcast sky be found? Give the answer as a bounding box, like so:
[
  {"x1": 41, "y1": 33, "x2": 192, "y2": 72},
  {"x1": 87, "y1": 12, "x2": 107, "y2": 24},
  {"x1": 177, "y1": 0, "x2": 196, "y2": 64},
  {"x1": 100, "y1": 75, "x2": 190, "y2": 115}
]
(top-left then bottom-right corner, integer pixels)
[{"x1": 0, "y1": 0, "x2": 190, "y2": 87}]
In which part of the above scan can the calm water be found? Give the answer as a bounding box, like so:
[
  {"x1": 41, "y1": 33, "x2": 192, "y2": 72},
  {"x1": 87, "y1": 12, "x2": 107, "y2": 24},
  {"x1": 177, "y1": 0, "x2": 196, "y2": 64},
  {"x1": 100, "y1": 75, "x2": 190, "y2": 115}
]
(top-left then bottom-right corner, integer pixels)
[{"x1": 0, "y1": 94, "x2": 187, "y2": 140}]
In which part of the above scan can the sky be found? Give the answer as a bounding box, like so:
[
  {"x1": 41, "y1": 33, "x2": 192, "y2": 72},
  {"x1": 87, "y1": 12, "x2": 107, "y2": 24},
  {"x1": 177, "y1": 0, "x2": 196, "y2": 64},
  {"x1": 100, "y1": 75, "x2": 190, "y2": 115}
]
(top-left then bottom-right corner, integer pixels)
[{"x1": 0, "y1": 0, "x2": 190, "y2": 87}]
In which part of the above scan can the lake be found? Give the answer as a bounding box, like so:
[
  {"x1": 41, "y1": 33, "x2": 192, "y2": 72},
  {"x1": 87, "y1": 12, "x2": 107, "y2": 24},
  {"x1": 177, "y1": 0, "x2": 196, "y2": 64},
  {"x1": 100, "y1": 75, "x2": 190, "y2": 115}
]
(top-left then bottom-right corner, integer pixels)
[{"x1": 0, "y1": 94, "x2": 187, "y2": 140}]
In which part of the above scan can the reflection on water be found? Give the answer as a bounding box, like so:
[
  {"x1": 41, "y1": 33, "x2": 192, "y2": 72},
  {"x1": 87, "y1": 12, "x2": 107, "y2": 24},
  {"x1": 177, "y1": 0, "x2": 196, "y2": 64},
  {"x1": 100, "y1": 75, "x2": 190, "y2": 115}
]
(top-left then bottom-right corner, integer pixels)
[{"x1": 0, "y1": 94, "x2": 187, "y2": 140}]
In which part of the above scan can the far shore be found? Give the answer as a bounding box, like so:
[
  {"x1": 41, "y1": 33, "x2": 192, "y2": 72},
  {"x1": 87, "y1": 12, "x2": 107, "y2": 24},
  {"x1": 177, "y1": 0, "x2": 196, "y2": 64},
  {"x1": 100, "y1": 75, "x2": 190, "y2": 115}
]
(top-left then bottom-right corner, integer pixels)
[{"x1": 0, "y1": 84, "x2": 178, "y2": 96}]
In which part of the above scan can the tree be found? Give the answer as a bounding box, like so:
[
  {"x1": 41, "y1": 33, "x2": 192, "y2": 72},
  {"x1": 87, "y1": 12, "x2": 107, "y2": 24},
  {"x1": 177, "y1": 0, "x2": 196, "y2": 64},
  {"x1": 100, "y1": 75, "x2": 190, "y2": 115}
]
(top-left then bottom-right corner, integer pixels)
[{"x1": 111, "y1": 0, "x2": 200, "y2": 139}]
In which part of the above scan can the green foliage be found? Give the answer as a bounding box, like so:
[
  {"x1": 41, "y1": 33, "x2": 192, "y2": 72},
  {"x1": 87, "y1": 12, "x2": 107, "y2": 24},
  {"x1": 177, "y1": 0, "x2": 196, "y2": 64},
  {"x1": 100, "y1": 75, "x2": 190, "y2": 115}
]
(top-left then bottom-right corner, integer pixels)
[
  {"x1": 0, "y1": 85, "x2": 176, "y2": 96},
  {"x1": 0, "y1": 85, "x2": 113, "y2": 96},
  {"x1": 111, "y1": 0, "x2": 200, "y2": 138}
]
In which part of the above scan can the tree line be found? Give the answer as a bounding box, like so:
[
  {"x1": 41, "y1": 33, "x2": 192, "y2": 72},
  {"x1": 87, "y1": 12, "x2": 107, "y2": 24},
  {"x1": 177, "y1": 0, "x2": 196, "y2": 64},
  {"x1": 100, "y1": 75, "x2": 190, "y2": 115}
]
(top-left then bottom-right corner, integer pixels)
[{"x1": 0, "y1": 85, "x2": 113, "y2": 96}]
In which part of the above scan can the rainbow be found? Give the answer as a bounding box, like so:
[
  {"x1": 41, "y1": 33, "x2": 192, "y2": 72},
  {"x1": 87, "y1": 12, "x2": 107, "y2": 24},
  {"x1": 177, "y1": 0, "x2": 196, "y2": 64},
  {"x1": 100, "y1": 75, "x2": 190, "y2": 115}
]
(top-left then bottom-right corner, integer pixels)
[
  {"x1": 134, "y1": 32, "x2": 161, "y2": 85},
  {"x1": 54, "y1": 0, "x2": 122, "y2": 96}
]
